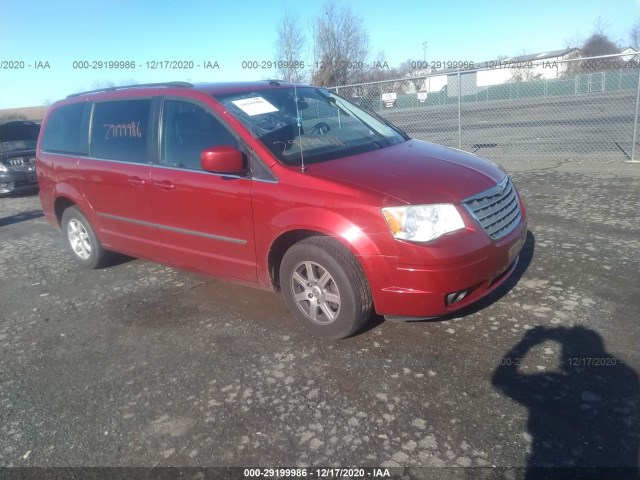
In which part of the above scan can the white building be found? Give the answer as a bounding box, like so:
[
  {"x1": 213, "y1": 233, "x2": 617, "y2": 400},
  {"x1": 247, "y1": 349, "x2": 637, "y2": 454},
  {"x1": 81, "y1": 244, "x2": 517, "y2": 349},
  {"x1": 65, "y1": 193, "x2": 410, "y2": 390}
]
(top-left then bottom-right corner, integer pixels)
[
  {"x1": 412, "y1": 48, "x2": 582, "y2": 94},
  {"x1": 399, "y1": 47, "x2": 638, "y2": 100},
  {"x1": 618, "y1": 47, "x2": 638, "y2": 61}
]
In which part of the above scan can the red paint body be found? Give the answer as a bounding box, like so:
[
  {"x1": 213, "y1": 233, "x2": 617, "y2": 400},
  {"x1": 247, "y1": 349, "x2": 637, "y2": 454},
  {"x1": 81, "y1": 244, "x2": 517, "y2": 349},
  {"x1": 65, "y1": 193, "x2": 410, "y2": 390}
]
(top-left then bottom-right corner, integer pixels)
[{"x1": 37, "y1": 82, "x2": 527, "y2": 319}]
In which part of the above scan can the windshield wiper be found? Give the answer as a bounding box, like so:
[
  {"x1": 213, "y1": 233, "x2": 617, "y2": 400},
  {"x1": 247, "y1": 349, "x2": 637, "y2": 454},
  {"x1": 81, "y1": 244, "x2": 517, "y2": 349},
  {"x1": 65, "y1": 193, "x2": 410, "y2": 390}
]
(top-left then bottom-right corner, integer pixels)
[{"x1": 315, "y1": 88, "x2": 337, "y2": 106}]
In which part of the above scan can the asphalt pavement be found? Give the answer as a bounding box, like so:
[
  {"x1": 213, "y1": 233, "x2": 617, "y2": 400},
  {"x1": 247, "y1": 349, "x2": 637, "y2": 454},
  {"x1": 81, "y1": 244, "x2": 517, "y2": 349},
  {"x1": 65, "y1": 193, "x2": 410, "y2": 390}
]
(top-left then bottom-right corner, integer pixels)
[
  {"x1": 0, "y1": 157, "x2": 639, "y2": 477},
  {"x1": 382, "y1": 91, "x2": 637, "y2": 162}
]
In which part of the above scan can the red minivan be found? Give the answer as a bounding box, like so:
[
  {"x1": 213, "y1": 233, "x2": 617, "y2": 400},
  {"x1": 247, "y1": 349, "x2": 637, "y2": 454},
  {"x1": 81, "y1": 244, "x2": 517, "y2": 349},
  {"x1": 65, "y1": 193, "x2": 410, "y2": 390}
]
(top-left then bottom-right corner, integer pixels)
[{"x1": 37, "y1": 81, "x2": 527, "y2": 338}]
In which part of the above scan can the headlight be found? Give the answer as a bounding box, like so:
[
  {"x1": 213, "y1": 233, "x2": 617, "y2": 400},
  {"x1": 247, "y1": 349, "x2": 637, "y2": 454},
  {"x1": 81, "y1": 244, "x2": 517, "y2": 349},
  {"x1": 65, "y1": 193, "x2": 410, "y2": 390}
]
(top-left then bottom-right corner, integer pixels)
[
  {"x1": 382, "y1": 204, "x2": 465, "y2": 242},
  {"x1": 0, "y1": 163, "x2": 8, "y2": 172}
]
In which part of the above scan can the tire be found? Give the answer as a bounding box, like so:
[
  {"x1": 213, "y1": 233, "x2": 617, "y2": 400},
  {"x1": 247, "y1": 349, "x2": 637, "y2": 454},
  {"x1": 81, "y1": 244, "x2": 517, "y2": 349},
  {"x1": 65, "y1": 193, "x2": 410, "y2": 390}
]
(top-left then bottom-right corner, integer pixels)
[
  {"x1": 280, "y1": 236, "x2": 373, "y2": 339},
  {"x1": 61, "y1": 206, "x2": 109, "y2": 269}
]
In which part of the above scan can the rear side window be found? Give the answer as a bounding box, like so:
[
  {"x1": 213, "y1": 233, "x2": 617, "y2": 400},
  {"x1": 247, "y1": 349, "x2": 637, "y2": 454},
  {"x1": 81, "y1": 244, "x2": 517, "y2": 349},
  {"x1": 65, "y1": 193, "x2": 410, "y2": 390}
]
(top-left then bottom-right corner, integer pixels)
[
  {"x1": 41, "y1": 103, "x2": 89, "y2": 155},
  {"x1": 90, "y1": 100, "x2": 151, "y2": 163}
]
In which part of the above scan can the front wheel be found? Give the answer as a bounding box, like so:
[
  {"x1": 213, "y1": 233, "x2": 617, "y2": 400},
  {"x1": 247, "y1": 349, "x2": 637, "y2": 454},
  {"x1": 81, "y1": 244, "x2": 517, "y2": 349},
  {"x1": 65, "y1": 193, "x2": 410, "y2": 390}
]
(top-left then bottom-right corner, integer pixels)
[
  {"x1": 61, "y1": 206, "x2": 109, "y2": 269},
  {"x1": 280, "y1": 236, "x2": 372, "y2": 339}
]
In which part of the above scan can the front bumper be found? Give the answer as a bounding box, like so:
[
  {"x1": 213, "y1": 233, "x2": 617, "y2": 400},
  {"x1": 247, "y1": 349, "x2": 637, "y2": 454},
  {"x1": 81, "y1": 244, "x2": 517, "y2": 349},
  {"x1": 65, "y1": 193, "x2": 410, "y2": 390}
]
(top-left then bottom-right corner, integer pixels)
[
  {"x1": 0, "y1": 170, "x2": 38, "y2": 195},
  {"x1": 368, "y1": 217, "x2": 528, "y2": 319}
]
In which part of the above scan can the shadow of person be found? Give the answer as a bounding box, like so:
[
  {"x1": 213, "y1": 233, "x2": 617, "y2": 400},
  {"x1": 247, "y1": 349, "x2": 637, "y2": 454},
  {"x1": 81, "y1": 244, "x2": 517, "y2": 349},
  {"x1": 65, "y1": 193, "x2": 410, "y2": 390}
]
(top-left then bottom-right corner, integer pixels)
[{"x1": 492, "y1": 326, "x2": 639, "y2": 479}]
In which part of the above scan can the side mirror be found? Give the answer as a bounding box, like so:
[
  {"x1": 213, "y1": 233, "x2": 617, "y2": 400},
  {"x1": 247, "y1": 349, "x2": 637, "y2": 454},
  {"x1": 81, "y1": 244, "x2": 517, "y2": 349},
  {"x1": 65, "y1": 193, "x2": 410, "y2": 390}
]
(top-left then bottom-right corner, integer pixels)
[{"x1": 201, "y1": 145, "x2": 243, "y2": 174}]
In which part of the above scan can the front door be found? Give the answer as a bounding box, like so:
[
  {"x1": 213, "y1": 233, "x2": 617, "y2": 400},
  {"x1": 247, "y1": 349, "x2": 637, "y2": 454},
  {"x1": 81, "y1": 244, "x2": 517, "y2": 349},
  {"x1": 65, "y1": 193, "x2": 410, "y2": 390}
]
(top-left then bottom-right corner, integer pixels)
[{"x1": 150, "y1": 98, "x2": 256, "y2": 282}]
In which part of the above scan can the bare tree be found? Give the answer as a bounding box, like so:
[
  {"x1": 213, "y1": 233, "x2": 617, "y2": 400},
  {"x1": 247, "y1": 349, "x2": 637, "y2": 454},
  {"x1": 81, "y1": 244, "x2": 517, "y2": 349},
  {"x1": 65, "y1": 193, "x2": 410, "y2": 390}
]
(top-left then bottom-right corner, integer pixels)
[
  {"x1": 578, "y1": 17, "x2": 619, "y2": 58},
  {"x1": 311, "y1": 2, "x2": 369, "y2": 86},
  {"x1": 361, "y1": 52, "x2": 393, "y2": 84},
  {"x1": 630, "y1": 19, "x2": 640, "y2": 51},
  {"x1": 90, "y1": 79, "x2": 117, "y2": 90},
  {"x1": 397, "y1": 59, "x2": 424, "y2": 92},
  {"x1": 274, "y1": 10, "x2": 306, "y2": 83},
  {"x1": 90, "y1": 78, "x2": 139, "y2": 90},
  {"x1": 0, "y1": 113, "x2": 28, "y2": 124},
  {"x1": 581, "y1": 33, "x2": 619, "y2": 57},
  {"x1": 564, "y1": 31, "x2": 584, "y2": 50},
  {"x1": 563, "y1": 30, "x2": 619, "y2": 76},
  {"x1": 564, "y1": 17, "x2": 612, "y2": 53},
  {"x1": 592, "y1": 16, "x2": 612, "y2": 36},
  {"x1": 509, "y1": 69, "x2": 543, "y2": 83}
]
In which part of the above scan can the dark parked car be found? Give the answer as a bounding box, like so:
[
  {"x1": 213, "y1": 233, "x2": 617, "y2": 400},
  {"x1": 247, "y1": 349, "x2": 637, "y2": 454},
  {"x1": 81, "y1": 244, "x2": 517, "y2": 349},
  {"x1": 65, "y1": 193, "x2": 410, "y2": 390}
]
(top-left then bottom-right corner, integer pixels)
[{"x1": 0, "y1": 120, "x2": 40, "y2": 195}]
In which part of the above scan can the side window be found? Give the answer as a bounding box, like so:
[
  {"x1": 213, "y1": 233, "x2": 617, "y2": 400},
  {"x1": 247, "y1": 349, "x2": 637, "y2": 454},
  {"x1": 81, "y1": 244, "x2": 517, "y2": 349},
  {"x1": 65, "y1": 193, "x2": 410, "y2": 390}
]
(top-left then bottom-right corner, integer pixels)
[
  {"x1": 161, "y1": 100, "x2": 238, "y2": 170},
  {"x1": 90, "y1": 100, "x2": 151, "y2": 163},
  {"x1": 41, "y1": 103, "x2": 89, "y2": 155}
]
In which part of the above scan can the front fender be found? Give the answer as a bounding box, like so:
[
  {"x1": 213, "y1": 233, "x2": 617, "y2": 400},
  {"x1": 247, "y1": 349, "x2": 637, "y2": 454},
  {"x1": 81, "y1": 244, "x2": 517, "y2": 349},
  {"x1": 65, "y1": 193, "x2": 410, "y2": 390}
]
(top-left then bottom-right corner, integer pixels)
[
  {"x1": 270, "y1": 206, "x2": 384, "y2": 256},
  {"x1": 256, "y1": 206, "x2": 391, "y2": 289}
]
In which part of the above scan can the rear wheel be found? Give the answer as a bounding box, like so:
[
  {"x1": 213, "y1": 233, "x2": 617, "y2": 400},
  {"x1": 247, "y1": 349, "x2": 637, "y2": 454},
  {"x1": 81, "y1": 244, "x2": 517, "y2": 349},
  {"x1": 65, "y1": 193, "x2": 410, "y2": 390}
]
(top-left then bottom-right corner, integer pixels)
[
  {"x1": 280, "y1": 236, "x2": 372, "y2": 339},
  {"x1": 61, "y1": 206, "x2": 109, "y2": 269}
]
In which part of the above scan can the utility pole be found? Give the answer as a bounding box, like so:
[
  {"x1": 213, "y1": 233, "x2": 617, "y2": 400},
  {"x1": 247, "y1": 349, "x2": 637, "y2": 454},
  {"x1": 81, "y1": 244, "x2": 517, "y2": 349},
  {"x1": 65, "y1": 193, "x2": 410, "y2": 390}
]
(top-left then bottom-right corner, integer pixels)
[{"x1": 422, "y1": 41, "x2": 428, "y2": 63}]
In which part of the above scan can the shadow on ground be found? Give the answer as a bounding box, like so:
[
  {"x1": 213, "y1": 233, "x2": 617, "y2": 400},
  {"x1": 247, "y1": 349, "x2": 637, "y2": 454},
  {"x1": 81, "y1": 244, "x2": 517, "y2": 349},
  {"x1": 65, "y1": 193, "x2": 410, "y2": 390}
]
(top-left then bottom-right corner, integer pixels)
[
  {"x1": 493, "y1": 325, "x2": 639, "y2": 479},
  {"x1": 0, "y1": 209, "x2": 44, "y2": 227}
]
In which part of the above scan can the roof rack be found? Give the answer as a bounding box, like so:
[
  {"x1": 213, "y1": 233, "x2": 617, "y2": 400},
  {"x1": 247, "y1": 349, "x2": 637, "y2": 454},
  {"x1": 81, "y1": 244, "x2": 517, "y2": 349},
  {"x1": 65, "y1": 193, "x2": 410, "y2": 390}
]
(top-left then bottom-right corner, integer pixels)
[{"x1": 67, "y1": 81, "x2": 193, "y2": 98}]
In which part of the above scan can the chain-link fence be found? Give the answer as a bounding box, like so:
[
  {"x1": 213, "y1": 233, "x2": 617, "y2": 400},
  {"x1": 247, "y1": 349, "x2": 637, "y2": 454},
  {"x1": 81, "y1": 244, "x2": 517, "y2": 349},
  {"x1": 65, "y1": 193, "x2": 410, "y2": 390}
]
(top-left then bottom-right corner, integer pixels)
[{"x1": 333, "y1": 53, "x2": 640, "y2": 163}]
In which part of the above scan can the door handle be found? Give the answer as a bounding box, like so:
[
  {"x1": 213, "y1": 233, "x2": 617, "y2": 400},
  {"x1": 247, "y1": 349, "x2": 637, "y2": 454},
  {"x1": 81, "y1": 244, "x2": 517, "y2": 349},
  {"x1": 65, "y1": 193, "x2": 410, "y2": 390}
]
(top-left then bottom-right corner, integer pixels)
[
  {"x1": 127, "y1": 176, "x2": 147, "y2": 186},
  {"x1": 153, "y1": 180, "x2": 175, "y2": 191}
]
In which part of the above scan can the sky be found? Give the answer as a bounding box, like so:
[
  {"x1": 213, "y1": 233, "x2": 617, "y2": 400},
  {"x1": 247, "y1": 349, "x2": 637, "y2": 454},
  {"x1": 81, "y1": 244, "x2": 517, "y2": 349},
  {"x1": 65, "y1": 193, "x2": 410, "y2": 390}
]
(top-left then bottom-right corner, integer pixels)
[{"x1": 0, "y1": 0, "x2": 638, "y2": 109}]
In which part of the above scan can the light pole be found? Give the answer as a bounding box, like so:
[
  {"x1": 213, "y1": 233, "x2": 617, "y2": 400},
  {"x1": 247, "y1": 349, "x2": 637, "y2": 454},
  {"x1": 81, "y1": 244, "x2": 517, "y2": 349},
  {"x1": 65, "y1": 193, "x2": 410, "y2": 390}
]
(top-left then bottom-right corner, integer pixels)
[
  {"x1": 631, "y1": 51, "x2": 640, "y2": 163},
  {"x1": 422, "y1": 41, "x2": 429, "y2": 93}
]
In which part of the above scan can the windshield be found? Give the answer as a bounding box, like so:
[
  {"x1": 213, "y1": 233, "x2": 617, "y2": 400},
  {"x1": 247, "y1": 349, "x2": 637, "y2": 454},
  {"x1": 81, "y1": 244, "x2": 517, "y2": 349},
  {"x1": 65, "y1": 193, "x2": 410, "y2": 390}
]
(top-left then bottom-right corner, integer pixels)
[
  {"x1": 0, "y1": 121, "x2": 40, "y2": 154},
  {"x1": 215, "y1": 87, "x2": 406, "y2": 166}
]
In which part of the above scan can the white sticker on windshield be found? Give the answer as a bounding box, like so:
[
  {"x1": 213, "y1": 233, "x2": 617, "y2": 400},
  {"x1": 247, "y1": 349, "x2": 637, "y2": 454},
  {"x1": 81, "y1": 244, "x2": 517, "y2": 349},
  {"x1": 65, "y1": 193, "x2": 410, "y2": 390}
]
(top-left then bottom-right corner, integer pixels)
[{"x1": 231, "y1": 97, "x2": 279, "y2": 116}]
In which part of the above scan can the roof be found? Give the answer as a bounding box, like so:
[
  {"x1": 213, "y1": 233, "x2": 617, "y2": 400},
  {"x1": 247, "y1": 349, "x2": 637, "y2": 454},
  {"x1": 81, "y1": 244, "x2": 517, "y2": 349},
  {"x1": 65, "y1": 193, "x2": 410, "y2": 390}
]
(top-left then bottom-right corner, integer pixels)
[
  {"x1": 427, "y1": 47, "x2": 582, "y2": 75},
  {"x1": 495, "y1": 48, "x2": 581, "y2": 63},
  {"x1": 65, "y1": 80, "x2": 303, "y2": 99}
]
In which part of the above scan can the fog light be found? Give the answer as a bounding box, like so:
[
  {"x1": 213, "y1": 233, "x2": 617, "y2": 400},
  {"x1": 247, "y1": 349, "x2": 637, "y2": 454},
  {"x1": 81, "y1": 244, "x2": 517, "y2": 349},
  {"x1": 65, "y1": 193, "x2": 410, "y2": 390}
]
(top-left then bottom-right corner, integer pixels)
[{"x1": 446, "y1": 289, "x2": 468, "y2": 306}]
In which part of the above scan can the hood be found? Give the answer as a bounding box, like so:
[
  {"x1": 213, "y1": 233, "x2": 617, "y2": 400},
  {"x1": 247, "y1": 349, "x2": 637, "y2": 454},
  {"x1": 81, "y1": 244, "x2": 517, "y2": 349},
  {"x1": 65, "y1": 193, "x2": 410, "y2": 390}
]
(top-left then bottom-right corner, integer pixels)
[
  {"x1": 307, "y1": 139, "x2": 507, "y2": 205},
  {"x1": 0, "y1": 121, "x2": 40, "y2": 155}
]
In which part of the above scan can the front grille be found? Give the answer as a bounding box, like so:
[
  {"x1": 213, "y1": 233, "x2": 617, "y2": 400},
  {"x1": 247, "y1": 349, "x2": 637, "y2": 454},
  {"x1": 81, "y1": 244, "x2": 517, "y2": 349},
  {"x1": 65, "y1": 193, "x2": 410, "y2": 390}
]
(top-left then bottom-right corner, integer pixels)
[
  {"x1": 4, "y1": 156, "x2": 36, "y2": 171},
  {"x1": 463, "y1": 176, "x2": 521, "y2": 240}
]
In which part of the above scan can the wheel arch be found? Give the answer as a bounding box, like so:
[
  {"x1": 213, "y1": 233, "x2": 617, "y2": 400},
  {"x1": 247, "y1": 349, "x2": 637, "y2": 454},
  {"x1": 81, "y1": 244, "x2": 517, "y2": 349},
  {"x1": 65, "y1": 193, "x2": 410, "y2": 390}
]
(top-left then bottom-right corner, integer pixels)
[
  {"x1": 51, "y1": 183, "x2": 97, "y2": 228},
  {"x1": 265, "y1": 211, "x2": 384, "y2": 290},
  {"x1": 268, "y1": 229, "x2": 323, "y2": 290},
  {"x1": 278, "y1": 235, "x2": 374, "y2": 339},
  {"x1": 54, "y1": 196, "x2": 77, "y2": 226}
]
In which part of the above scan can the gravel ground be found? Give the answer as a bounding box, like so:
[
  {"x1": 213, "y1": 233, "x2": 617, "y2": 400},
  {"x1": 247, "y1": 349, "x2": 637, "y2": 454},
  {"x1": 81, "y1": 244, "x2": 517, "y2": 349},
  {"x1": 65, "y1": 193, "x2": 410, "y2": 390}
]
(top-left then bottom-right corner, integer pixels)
[{"x1": 0, "y1": 157, "x2": 639, "y2": 479}]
